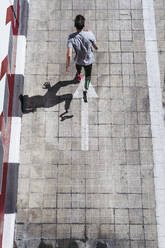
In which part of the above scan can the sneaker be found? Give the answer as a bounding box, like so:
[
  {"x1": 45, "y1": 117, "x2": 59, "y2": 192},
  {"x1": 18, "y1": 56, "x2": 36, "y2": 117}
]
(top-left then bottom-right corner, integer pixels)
[
  {"x1": 83, "y1": 91, "x2": 87, "y2": 103},
  {"x1": 42, "y1": 82, "x2": 50, "y2": 89},
  {"x1": 73, "y1": 73, "x2": 81, "y2": 83}
]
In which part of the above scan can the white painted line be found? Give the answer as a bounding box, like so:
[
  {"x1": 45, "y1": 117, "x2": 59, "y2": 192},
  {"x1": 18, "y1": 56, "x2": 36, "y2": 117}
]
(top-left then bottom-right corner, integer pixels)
[
  {"x1": 2, "y1": 213, "x2": 16, "y2": 248},
  {"x1": 0, "y1": 76, "x2": 6, "y2": 114},
  {"x1": 142, "y1": 0, "x2": 165, "y2": 247},
  {"x1": 8, "y1": 117, "x2": 21, "y2": 163},
  {"x1": 73, "y1": 77, "x2": 98, "y2": 151},
  {"x1": 15, "y1": 35, "x2": 26, "y2": 75},
  {"x1": 81, "y1": 99, "x2": 89, "y2": 151}
]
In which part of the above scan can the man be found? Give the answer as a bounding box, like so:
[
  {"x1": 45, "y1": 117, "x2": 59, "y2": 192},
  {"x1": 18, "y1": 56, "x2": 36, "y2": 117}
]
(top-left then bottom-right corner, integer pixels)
[{"x1": 66, "y1": 15, "x2": 98, "y2": 102}]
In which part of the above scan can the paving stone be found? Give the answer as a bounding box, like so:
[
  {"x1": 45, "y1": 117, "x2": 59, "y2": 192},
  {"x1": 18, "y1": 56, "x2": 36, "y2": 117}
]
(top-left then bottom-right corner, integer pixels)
[
  {"x1": 56, "y1": 224, "x2": 71, "y2": 239},
  {"x1": 119, "y1": 0, "x2": 131, "y2": 9},
  {"x1": 96, "y1": 52, "x2": 109, "y2": 63},
  {"x1": 131, "y1": 0, "x2": 142, "y2": 9},
  {"x1": 121, "y1": 30, "x2": 133, "y2": 40},
  {"x1": 129, "y1": 209, "x2": 143, "y2": 224},
  {"x1": 16, "y1": 209, "x2": 29, "y2": 223},
  {"x1": 128, "y1": 194, "x2": 142, "y2": 208},
  {"x1": 122, "y1": 52, "x2": 134, "y2": 63},
  {"x1": 115, "y1": 224, "x2": 129, "y2": 239},
  {"x1": 115, "y1": 209, "x2": 129, "y2": 224},
  {"x1": 145, "y1": 241, "x2": 158, "y2": 248},
  {"x1": 120, "y1": 10, "x2": 131, "y2": 19},
  {"x1": 43, "y1": 194, "x2": 57, "y2": 208},
  {"x1": 131, "y1": 10, "x2": 143, "y2": 20},
  {"x1": 132, "y1": 20, "x2": 144, "y2": 31},
  {"x1": 96, "y1": 10, "x2": 108, "y2": 20},
  {"x1": 110, "y1": 52, "x2": 121, "y2": 63},
  {"x1": 130, "y1": 225, "x2": 144, "y2": 240},
  {"x1": 96, "y1": 0, "x2": 108, "y2": 9},
  {"x1": 29, "y1": 193, "x2": 43, "y2": 208},
  {"x1": 29, "y1": 209, "x2": 42, "y2": 223},
  {"x1": 121, "y1": 42, "x2": 133, "y2": 52},
  {"x1": 100, "y1": 224, "x2": 115, "y2": 239},
  {"x1": 131, "y1": 241, "x2": 146, "y2": 248},
  {"x1": 72, "y1": 194, "x2": 86, "y2": 208},
  {"x1": 42, "y1": 209, "x2": 56, "y2": 223},
  {"x1": 109, "y1": 31, "x2": 120, "y2": 41},
  {"x1": 26, "y1": 224, "x2": 42, "y2": 239},
  {"x1": 71, "y1": 225, "x2": 85, "y2": 239},
  {"x1": 109, "y1": 41, "x2": 121, "y2": 52},
  {"x1": 133, "y1": 31, "x2": 145, "y2": 41},
  {"x1": 108, "y1": 0, "x2": 119, "y2": 9},
  {"x1": 17, "y1": 193, "x2": 29, "y2": 209},
  {"x1": 109, "y1": 75, "x2": 123, "y2": 86},
  {"x1": 30, "y1": 179, "x2": 44, "y2": 193},
  {"x1": 42, "y1": 224, "x2": 57, "y2": 239},
  {"x1": 57, "y1": 193, "x2": 72, "y2": 209},
  {"x1": 143, "y1": 209, "x2": 157, "y2": 224}
]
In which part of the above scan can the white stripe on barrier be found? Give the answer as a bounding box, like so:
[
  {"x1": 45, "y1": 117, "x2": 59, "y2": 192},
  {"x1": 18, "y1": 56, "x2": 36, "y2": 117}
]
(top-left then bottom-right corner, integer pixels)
[
  {"x1": 9, "y1": 0, "x2": 14, "y2": 5},
  {"x1": 8, "y1": 117, "x2": 21, "y2": 163},
  {"x1": 2, "y1": 213, "x2": 16, "y2": 248},
  {"x1": 142, "y1": 0, "x2": 165, "y2": 247},
  {"x1": 15, "y1": 36, "x2": 26, "y2": 75},
  {"x1": 0, "y1": 76, "x2": 6, "y2": 114},
  {"x1": 0, "y1": 25, "x2": 10, "y2": 66},
  {"x1": 0, "y1": 0, "x2": 12, "y2": 27}
]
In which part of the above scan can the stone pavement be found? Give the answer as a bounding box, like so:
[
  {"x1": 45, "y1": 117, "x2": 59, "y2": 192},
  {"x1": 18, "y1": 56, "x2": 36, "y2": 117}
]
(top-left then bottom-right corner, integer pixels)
[{"x1": 14, "y1": 0, "x2": 163, "y2": 247}]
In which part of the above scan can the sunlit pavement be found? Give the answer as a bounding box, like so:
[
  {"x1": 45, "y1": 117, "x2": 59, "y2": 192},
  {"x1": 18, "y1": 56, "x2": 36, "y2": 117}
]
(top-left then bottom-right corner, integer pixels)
[{"x1": 12, "y1": 0, "x2": 165, "y2": 247}]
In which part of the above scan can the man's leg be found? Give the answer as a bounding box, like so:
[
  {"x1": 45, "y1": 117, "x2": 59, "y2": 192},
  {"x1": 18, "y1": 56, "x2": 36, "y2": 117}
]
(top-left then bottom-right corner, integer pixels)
[
  {"x1": 76, "y1": 64, "x2": 82, "y2": 75},
  {"x1": 84, "y1": 64, "x2": 92, "y2": 90},
  {"x1": 74, "y1": 64, "x2": 82, "y2": 83},
  {"x1": 83, "y1": 64, "x2": 92, "y2": 102}
]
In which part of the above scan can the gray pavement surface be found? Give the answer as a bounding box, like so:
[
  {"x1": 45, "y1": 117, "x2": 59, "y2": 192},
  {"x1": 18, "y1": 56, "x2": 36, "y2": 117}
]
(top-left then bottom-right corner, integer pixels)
[{"x1": 14, "y1": 0, "x2": 165, "y2": 247}]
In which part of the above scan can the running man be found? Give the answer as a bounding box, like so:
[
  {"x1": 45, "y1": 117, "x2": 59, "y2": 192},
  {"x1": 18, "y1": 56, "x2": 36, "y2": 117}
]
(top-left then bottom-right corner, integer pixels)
[{"x1": 66, "y1": 15, "x2": 98, "y2": 102}]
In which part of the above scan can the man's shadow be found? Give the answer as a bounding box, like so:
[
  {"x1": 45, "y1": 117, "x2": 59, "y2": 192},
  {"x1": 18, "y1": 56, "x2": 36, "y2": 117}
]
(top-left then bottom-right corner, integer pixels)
[{"x1": 20, "y1": 80, "x2": 76, "y2": 121}]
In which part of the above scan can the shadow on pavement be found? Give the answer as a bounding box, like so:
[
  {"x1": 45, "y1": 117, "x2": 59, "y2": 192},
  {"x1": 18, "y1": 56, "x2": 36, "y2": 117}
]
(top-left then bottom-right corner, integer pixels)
[{"x1": 20, "y1": 80, "x2": 76, "y2": 121}]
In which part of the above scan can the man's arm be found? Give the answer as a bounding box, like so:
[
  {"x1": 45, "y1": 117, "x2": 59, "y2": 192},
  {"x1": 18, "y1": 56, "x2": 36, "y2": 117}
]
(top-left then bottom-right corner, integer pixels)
[
  {"x1": 66, "y1": 48, "x2": 72, "y2": 74},
  {"x1": 88, "y1": 31, "x2": 98, "y2": 50}
]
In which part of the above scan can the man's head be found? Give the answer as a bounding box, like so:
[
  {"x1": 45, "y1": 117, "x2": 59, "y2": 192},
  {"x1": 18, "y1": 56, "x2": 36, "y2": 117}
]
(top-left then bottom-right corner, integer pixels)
[{"x1": 74, "y1": 15, "x2": 85, "y2": 31}]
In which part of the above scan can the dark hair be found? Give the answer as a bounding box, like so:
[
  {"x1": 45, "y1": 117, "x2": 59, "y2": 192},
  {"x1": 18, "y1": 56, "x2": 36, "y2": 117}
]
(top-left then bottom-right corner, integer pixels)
[{"x1": 74, "y1": 15, "x2": 85, "y2": 30}]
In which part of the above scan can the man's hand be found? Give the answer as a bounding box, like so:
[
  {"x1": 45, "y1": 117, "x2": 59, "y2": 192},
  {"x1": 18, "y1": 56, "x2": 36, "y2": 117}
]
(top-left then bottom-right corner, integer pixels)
[
  {"x1": 66, "y1": 67, "x2": 69, "y2": 75},
  {"x1": 93, "y1": 43, "x2": 98, "y2": 50}
]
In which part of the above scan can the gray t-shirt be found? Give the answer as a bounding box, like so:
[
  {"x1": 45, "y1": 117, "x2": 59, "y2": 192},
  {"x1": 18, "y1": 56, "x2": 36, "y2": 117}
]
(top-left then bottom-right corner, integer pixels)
[{"x1": 67, "y1": 31, "x2": 96, "y2": 66}]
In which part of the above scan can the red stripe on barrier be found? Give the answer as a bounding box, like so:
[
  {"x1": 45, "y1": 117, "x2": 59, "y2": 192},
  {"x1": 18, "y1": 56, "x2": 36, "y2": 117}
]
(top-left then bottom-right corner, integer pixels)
[
  {"x1": 6, "y1": 0, "x2": 20, "y2": 35},
  {"x1": 0, "y1": 57, "x2": 8, "y2": 81},
  {"x1": 2, "y1": 117, "x2": 12, "y2": 164},
  {"x1": 0, "y1": 163, "x2": 8, "y2": 247},
  {"x1": 0, "y1": 113, "x2": 4, "y2": 132},
  {"x1": 7, "y1": 75, "x2": 15, "y2": 117},
  {"x1": 6, "y1": 6, "x2": 13, "y2": 25}
]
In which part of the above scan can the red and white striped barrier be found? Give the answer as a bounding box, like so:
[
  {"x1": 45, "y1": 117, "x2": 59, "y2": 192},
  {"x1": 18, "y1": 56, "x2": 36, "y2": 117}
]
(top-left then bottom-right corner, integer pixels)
[{"x1": 0, "y1": 0, "x2": 29, "y2": 247}]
